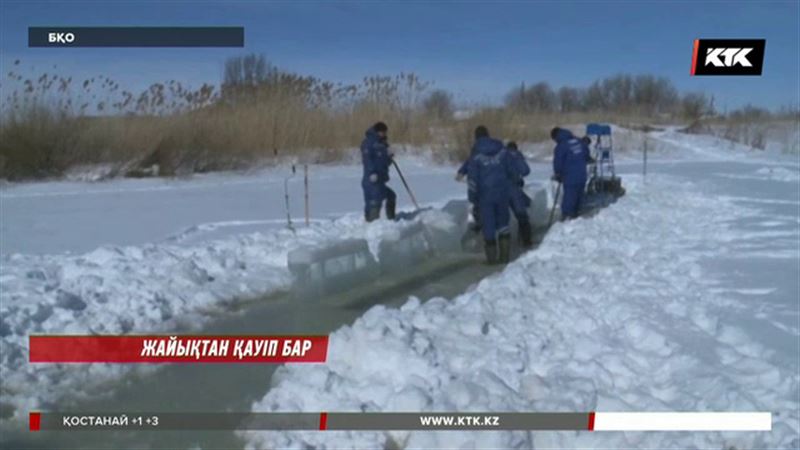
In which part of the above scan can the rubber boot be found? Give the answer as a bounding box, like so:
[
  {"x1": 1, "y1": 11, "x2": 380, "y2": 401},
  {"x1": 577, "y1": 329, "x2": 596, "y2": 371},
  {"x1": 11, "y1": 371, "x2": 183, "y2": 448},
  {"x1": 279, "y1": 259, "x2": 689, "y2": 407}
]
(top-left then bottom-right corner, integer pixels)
[
  {"x1": 519, "y1": 221, "x2": 533, "y2": 248},
  {"x1": 483, "y1": 239, "x2": 498, "y2": 265},
  {"x1": 498, "y1": 233, "x2": 511, "y2": 264},
  {"x1": 365, "y1": 207, "x2": 380, "y2": 222},
  {"x1": 385, "y1": 196, "x2": 396, "y2": 221},
  {"x1": 471, "y1": 205, "x2": 481, "y2": 232}
]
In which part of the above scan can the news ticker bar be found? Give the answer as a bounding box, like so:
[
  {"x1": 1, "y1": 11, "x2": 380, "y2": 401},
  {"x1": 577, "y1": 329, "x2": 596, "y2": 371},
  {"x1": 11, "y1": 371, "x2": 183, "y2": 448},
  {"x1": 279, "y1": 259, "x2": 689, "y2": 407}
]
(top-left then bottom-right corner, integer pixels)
[
  {"x1": 30, "y1": 412, "x2": 771, "y2": 432},
  {"x1": 28, "y1": 27, "x2": 244, "y2": 47}
]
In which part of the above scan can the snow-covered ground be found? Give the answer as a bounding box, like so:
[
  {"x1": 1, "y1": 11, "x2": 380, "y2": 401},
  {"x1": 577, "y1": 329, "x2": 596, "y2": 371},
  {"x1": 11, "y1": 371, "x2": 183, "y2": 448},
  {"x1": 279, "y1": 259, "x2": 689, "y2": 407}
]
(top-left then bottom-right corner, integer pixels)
[
  {"x1": 240, "y1": 167, "x2": 799, "y2": 448},
  {"x1": 1, "y1": 127, "x2": 798, "y2": 448},
  {"x1": 0, "y1": 156, "x2": 493, "y2": 422},
  {"x1": 240, "y1": 131, "x2": 800, "y2": 449},
  {"x1": 698, "y1": 119, "x2": 800, "y2": 156},
  {"x1": 0, "y1": 157, "x2": 466, "y2": 255},
  {"x1": 0, "y1": 210, "x2": 465, "y2": 418}
]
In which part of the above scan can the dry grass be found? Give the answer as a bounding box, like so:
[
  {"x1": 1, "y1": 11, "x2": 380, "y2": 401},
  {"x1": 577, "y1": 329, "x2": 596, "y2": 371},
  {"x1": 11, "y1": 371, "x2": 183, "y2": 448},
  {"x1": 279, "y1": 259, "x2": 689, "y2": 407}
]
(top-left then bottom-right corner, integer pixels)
[
  {"x1": 0, "y1": 64, "x2": 437, "y2": 179},
  {"x1": 434, "y1": 109, "x2": 662, "y2": 162},
  {"x1": 0, "y1": 58, "x2": 726, "y2": 180},
  {"x1": 0, "y1": 102, "x2": 669, "y2": 180}
]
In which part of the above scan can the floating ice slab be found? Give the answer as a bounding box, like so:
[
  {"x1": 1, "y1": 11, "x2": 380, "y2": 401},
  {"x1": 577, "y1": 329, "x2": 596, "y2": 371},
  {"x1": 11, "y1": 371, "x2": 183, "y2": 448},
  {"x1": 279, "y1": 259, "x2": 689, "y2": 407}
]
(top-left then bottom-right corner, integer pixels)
[
  {"x1": 288, "y1": 238, "x2": 379, "y2": 298},
  {"x1": 378, "y1": 222, "x2": 433, "y2": 273},
  {"x1": 287, "y1": 202, "x2": 472, "y2": 298}
]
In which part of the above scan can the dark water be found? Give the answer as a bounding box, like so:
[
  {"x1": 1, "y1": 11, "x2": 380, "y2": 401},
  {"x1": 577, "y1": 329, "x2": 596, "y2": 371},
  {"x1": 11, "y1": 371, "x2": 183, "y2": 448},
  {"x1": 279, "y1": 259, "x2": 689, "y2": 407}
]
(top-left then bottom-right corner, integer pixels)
[{"x1": 3, "y1": 250, "x2": 514, "y2": 450}]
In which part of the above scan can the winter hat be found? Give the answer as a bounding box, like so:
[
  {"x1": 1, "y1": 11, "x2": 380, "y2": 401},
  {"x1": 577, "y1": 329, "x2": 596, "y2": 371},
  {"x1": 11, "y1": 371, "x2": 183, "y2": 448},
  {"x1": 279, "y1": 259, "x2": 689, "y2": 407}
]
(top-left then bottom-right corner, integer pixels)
[
  {"x1": 373, "y1": 122, "x2": 388, "y2": 133},
  {"x1": 550, "y1": 127, "x2": 561, "y2": 141},
  {"x1": 507, "y1": 141, "x2": 518, "y2": 150},
  {"x1": 474, "y1": 125, "x2": 489, "y2": 139}
]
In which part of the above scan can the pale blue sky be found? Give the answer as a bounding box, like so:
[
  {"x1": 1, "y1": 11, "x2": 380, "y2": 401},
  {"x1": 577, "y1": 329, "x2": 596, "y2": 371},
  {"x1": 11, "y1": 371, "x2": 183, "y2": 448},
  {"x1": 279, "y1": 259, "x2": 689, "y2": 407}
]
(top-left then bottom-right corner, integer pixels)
[{"x1": 1, "y1": 0, "x2": 798, "y2": 110}]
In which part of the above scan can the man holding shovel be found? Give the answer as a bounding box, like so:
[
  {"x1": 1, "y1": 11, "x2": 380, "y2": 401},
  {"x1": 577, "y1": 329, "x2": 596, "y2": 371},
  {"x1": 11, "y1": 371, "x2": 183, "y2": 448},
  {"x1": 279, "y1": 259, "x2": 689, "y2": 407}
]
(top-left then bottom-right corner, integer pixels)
[{"x1": 360, "y1": 121, "x2": 396, "y2": 222}]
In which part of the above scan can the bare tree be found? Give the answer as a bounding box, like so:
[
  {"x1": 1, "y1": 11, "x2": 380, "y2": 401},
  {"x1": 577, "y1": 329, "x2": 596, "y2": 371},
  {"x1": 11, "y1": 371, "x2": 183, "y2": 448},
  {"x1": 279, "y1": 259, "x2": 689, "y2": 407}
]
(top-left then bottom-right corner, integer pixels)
[
  {"x1": 505, "y1": 82, "x2": 556, "y2": 113},
  {"x1": 222, "y1": 54, "x2": 271, "y2": 102},
  {"x1": 584, "y1": 81, "x2": 607, "y2": 111},
  {"x1": 632, "y1": 75, "x2": 678, "y2": 115},
  {"x1": 603, "y1": 74, "x2": 633, "y2": 111},
  {"x1": 557, "y1": 86, "x2": 582, "y2": 112},
  {"x1": 681, "y1": 92, "x2": 715, "y2": 121},
  {"x1": 423, "y1": 89, "x2": 454, "y2": 120}
]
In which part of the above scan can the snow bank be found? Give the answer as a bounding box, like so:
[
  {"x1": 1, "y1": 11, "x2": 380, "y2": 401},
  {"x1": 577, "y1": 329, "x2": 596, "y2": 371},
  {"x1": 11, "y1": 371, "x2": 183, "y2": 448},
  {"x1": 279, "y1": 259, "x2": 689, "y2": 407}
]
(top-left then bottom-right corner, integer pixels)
[
  {"x1": 701, "y1": 120, "x2": 800, "y2": 156},
  {"x1": 755, "y1": 166, "x2": 800, "y2": 182},
  {"x1": 714, "y1": 166, "x2": 800, "y2": 184},
  {"x1": 287, "y1": 206, "x2": 464, "y2": 298},
  {"x1": 241, "y1": 175, "x2": 798, "y2": 449},
  {"x1": 0, "y1": 210, "x2": 456, "y2": 421},
  {"x1": 655, "y1": 128, "x2": 800, "y2": 165}
]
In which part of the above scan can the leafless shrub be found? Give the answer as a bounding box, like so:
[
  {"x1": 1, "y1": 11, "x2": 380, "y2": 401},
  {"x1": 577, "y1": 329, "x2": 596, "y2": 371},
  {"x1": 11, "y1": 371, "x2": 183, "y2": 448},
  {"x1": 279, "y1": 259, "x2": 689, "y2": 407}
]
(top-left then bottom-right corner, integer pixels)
[{"x1": 423, "y1": 89, "x2": 454, "y2": 121}]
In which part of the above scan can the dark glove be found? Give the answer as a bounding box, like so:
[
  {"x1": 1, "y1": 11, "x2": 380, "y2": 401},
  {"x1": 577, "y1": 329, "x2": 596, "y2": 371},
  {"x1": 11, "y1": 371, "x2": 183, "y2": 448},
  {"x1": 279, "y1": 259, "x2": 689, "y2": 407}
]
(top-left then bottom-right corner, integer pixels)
[{"x1": 551, "y1": 174, "x2": 562, "y2": 183}]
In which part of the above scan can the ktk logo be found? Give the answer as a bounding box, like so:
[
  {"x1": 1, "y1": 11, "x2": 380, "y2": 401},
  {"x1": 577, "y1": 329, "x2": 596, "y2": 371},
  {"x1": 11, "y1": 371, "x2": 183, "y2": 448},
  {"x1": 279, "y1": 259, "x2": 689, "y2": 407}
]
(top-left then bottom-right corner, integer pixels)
[
  {"x1": 705, "y1": 48, "x2": 753, "y2": 67},
  {"x1": 691, "y1": 39, "x2": 765, "y2": 76}
]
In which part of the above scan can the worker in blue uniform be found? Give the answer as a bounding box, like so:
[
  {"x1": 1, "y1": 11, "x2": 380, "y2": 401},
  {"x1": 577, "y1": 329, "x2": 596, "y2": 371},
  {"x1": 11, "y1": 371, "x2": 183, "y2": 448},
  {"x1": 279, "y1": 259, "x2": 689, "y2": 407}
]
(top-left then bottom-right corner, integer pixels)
[
  {"x1": 468, "y1": 126, "x2": 527, "y2": 264},
  {"x1": 505, "y1": 141, "x2": 533, "y2": 247},
  {"x1": 551, "y1": 127, "x2": 590, "y2": 219},
  {"x1": 360, "y1": 122, "x2": 396, "y2": 222}
]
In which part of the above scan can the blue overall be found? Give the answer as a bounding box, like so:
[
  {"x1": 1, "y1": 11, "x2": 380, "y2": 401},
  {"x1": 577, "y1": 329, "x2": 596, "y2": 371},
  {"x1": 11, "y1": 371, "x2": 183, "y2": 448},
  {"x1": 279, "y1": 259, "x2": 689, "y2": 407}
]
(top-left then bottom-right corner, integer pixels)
[
  {"x1": 507, "y1": 147, "x2": 531, "y2": 224},
  {"x1": 467, "y1": 137, "x2": 524, "y2": 242},
  {"x1": 360, "y1": 128, "x2": 395, "y2": 218},
  {"x1": 552, "y1": 129, "x2": 589, "y2": 218}
]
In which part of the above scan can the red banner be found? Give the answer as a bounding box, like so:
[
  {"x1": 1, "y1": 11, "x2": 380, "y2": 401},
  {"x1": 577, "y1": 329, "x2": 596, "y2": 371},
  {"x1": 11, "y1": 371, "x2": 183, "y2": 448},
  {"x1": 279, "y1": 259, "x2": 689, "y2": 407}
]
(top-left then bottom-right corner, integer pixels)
[{"x1": 29, "y1": 335, "x2": 328, "y2": 363}]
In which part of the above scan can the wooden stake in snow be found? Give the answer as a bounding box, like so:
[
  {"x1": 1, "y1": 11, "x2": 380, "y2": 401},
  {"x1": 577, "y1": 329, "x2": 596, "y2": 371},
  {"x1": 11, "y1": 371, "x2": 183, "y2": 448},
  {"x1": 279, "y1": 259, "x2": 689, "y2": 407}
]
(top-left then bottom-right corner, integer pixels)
[
  {"x1": 304, "y1": 164, "x2": 310, "y2": 226},
  {"x1": 284, "y1": 164, "x2": 296, "y2": 231}
]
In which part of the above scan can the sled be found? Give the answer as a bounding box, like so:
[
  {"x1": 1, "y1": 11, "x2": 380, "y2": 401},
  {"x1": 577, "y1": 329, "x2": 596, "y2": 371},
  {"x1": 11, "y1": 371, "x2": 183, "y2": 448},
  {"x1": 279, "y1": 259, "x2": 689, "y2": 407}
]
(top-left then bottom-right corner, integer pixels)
[{"x1": 582, "y1": 123, "x2": 625, "y2": 215}]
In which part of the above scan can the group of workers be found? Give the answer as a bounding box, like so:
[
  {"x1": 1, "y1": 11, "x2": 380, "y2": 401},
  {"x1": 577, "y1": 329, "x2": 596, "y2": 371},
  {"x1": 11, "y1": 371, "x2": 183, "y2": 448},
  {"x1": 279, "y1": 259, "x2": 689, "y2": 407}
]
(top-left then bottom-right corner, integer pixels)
[{"x1": 359, "y1": 121, "x2": 592, "y2": 264}]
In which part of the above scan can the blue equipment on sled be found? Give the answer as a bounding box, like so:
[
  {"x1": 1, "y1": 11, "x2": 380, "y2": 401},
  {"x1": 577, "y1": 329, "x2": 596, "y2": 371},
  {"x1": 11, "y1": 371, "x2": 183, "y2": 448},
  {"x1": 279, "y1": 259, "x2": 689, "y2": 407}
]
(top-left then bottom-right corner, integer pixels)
[{"x1": 583, "y1": 123, "x2": 625, "y2": 212}]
